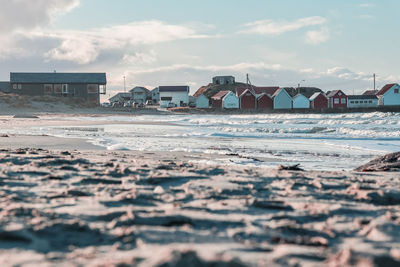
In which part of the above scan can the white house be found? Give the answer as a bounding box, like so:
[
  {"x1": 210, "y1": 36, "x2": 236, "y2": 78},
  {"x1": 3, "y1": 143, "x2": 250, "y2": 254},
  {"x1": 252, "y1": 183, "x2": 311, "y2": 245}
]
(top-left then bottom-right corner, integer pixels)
[
  {"x1": 347, "y1": 95, "x2": 378, "y2": 108},
  {"x1": 159, "y1": 86, "x2": 189, "y2": 108},
  {"x1": 376, "y1": 83, "x2": 400, "y2": 106},
  {"x1": 292, "y1": 94, "x2": 310, "y2": 109},
  {"x1": 195, "y1": 94, "x2": 210, "y2": 109},
  {"x1": 129, "y1": 86, "x2": 149, "y2": 104},
  {"x1": 273, "y1": 88, "x2": 292, "y2": 109},
  {"x1": 222, "y1": 91, "x2": 239, "y2": 109}
]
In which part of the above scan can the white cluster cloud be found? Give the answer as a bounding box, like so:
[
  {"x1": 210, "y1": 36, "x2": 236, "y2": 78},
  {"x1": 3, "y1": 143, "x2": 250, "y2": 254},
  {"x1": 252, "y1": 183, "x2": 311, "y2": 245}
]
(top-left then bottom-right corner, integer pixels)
[
  {"x1": 0, "y1": 0, "x2": 79, "y2": 33},
  {"x1": 42, "y1": 21, "x2": 207, "y2": 64},
  {"x1": 305, "y1": 28, "x2": 330, "y2": 45},
  {"x1": 239, "y1": 16, "x2": 327, "y2": 35}
]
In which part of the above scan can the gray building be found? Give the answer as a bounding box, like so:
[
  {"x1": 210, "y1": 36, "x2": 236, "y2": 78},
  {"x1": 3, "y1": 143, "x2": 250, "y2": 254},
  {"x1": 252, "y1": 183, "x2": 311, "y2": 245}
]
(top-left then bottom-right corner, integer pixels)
[
  {"x1": 212, "y1": 76, "x2": 235, "y2": 85},
  {"x1": 10, "y1": 72, "x2": 106, "y2": 106},
  {"x1": 109, "y1": 92, "x2": 132, "y2": 104},
  {"x1": 347, "y1": 95, "x2": 378, "y2": 108},
  {"x1": 129, "y1": 86, "x2": 150, "y2": 104},
  {"x1": 0, "y1": 82, "x2": 10, "y2": 93},
  {"x1": 150, "y1": 87, "x2": 160, "y2": 104}
]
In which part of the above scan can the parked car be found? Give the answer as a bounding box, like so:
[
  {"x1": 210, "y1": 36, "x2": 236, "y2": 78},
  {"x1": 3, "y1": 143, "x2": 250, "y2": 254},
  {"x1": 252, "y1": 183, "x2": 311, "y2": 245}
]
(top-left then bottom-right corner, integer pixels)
[
  {"x1": 138, "y1": 103, "x2": 144, "y2": 108},
  {"x1": 145, "y1": 100, "x2": 153, "y2": 105},
  {"x1": 123, "y1": 102, "x2": 132, "y2": 108},
  {"x1": 189, "y1": 102, "x2": 196, "y2": 108},
  {"x1": 167, "y1": 102, "x2": 176, "y2": 108},
  {"x1": 102, "y1": 102, "x2": 111, "y2": 108}
]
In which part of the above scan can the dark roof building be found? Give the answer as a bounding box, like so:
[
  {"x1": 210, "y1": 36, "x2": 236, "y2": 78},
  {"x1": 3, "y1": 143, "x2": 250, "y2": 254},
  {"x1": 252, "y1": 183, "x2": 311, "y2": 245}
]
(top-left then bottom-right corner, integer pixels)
[
  {"x1": 9, "y1": 72, "x2": 107, "y2": 106},
  {"x1": 376, "y1": 83, "x2": 396, "y2": 96},
  {"x1": 10, "y1": 72, "x2": 106, "y2": 84},
  {"x1": 363, "y1": 90, "x2": 377, "y2": 96}
]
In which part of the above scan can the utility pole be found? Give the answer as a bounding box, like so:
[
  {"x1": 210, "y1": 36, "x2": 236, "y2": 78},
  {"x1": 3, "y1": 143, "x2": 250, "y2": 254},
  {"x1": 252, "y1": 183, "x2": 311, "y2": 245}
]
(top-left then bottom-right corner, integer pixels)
[{"x1": 373, "y1": 73, "x2": 376, "y2": 92}]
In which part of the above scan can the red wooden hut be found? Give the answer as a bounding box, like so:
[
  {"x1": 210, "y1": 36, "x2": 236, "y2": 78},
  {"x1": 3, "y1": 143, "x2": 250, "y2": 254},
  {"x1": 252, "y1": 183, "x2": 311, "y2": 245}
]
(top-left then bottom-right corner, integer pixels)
[
  {"x1": 211, "y1": 91, "x2": 229, "y2": 108},
  {"x1": 327, "y1": 90, "x2": 347, "y2": 109},
  {"x1": 310, "y1": 92, "x2": 328, "y2": 109},
  {"x1": 237, "y1": 89, "x2": 256, "y2": 109},
  {"x1": 257, "y1": 93, "x2": 273, "y2": 109}
]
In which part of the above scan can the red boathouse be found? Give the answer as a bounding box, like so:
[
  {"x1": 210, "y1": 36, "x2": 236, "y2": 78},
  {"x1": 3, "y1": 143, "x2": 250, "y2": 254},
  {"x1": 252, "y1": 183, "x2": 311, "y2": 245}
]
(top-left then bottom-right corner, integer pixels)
[
  {"x1": 310, "y1": 92, "x2": 328, "y2": 109},
  {"x1": 327, "y1": 90, "x2": 347, "y2": 109},
  {"x1": 237, "y1": 89, "x2": 256, "y2": 109},
  {"x1": 257, "y1": 93, "x2": 273, "y2": 109}
]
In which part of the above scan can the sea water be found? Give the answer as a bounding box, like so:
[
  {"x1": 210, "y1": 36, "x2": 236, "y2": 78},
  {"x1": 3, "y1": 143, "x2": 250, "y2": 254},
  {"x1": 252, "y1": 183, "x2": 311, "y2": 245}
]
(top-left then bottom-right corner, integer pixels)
[{"x1": 5, "y1": 112, "x2": 400, "y2": 170}]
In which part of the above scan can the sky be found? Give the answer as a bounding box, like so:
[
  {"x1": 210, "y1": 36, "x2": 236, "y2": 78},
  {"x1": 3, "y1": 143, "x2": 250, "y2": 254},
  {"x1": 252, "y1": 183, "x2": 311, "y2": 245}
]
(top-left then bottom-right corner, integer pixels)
[{"x1": 0, "y1": 0, "x2": 398, "y2": 99}]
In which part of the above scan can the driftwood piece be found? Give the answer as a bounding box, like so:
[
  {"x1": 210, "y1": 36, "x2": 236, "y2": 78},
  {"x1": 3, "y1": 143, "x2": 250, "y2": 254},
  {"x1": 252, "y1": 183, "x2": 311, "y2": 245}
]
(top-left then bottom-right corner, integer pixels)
[{"x1": 355, "y1": 152, "x2": 400, "y2": 172}]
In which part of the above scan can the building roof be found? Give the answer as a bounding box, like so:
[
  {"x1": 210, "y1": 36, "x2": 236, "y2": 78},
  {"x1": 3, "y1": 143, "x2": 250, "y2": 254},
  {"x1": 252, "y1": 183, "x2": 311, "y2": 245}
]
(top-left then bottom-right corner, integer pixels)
[
  {"x1": 236, "y1": 86, "x2": 279, "y2": 97},
  {"x1": 129, "y1": 86, "x2": 149, "y2": 93},
  {"x1": 213, "y1": 75, "x2": 235, "y2": 79},
  {"x1": 327, "y1": 90, "x2": 346, "y2": 98},
  {"x1": 376, "y1": 83, "x2": 397, "y2": 96},
  {"x1": 348, "y1": 95, "x2": 378, "y2": 100},
  {"x1": 363, "y1": 90, "x2": 377, "y2": 96},
  {"x1": 237, "y1": 88, "x2": 256, "y2": 98},
  {"x1": 257, "y1": 93, "x2": 272, "y2": 100},
  {"x1": 109, "y1": 92, "x2": 131, "y2": 102},
  {"x1": 0, "y1": 82, "x2": 10, "y2": 93},
  {"x1": 211, "y1": 90, "x2": 230, "y2": 100},
  {"x1": 10, "y1": 72, "x2": 106, "y2": 84},
  {"x1": 309, "y1": 92, "x2": 327, "y2": 101},
  {"x1": 158, "y1": 86, "x2": 189, "y2": 92}
]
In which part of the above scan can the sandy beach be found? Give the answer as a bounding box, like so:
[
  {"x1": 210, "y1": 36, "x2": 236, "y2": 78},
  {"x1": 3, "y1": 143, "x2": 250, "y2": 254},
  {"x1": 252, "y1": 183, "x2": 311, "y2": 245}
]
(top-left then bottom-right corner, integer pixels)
[{"x1": 0, "y1": 114, "x2": 399, "y2": 267}]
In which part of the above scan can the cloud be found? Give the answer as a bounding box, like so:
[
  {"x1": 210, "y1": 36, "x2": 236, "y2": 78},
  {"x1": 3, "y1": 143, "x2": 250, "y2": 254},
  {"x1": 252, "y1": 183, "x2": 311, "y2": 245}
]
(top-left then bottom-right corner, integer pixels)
[
  {"x1": 238, "y1": 16, "x2": 327, "y2": 35},
  {"x1": 38, "y1": 20, "x2": 212, "y2": 64},
  {"x1": 359, "y1": 3, "x2": 375, "y2": 8},
  {"x1": 305, "y1": 28, "x2": 330, "y2": 44},
  {"x1": 0, "y1": 0, "x2": 79, "y2": 34}
]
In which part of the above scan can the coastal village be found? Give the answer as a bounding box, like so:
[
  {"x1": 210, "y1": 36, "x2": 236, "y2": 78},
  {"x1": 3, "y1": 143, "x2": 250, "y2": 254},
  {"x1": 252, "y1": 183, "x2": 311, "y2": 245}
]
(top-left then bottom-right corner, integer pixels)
[{"x1": 1, "y1": 72, "x2": 400, "y2": 111}]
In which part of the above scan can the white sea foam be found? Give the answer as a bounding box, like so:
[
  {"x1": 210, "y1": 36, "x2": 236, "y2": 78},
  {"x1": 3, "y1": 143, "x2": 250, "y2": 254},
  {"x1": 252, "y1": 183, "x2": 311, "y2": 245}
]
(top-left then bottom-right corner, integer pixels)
[{"x1": 3, "y1": 112, "x2": 400, "y2": 170}]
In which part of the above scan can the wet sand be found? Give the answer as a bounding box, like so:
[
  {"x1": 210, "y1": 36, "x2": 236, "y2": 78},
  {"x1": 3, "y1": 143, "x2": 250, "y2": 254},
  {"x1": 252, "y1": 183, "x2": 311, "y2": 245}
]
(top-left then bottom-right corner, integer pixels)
[{"x1": 0, "y1": 147, "x2": 399, "y2": 266}]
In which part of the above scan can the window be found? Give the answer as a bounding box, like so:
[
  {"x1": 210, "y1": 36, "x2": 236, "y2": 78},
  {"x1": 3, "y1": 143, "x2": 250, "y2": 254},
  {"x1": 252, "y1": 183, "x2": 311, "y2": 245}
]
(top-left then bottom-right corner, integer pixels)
[
  {"x1": 54, "y1": 84, "x2": 62, "y2": 94},
  {"x1": 341, "y1": 98, "x2": 346, "y2": 104},
  {"x1": 355, "y1": 101, "x2": 359, "y2": 104},
  {"x1": 334, "y1": 98, "x2": 339, "y2": 104},
  {"x1": 44, "y1": 84, "x2": 53, "y2": 94},
  {"x1": 161, "y1": 97, "x2": 172, "y2": 101},
  {"x1": 369, "y1": 101, "x2": 372, "y2": 103},
  {"x1": 13, "y1": 84, "x2": 22, "y2": 90},
  {"x1": 350, "y1": 101, "x2": 354, "y2": 104},
  {"x1": 395, "y1": 89, "x2": 399, "y2": 94},
  {"x1": 87, "y1": 84, "x2": 98, "y2": 94},
  {"x1": 99, "y1": 85, "x2": 106, "y2": 94},
  {"x1": 62, "y1": 84, "x2": 69, "y2": 94}
]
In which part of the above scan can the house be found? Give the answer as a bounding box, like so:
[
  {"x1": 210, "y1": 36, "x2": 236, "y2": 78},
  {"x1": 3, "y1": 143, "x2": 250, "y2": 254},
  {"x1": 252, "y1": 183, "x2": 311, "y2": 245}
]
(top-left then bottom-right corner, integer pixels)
[
  {"x1": 363, "y1": 90, "x2": 377, "y2": 96},
  {"x1": 212, "y1": 76, "x2": 235, "y2": 85},
  {"x1": 150, "y1": 87, "x2": 160, "y2": 104},
  {"x1": 237, "y1": 85, "x2": 279, "y2": 97},
  {"x1": 237, "y1": 88, "x2": 256, "y2": 109},
  {"x1": 222, "y1": 91, "x2": 239, "y2": 109},
  {"x1": 109, "y1": 92, "x2": 132, "y2": 105},
  {"x1": 0, "y1": 82, "x2": 10, "y2": 93},
  {"x1": 158, "y1": 86, "x2": 189, "y2": 108},
  {"x1": 309, "y1": 92, "x2": 328, "y2": 109},
  {"x1": 195, "y1": 94, "x2": 210, "y2": 109},
  {"x1": 376, "y1": 83, "x2": 400, "y2": 106},
  {"x1": 10, "y1": 72, "x2": 106, "y2": 106},
  {"x1": 292, "y1": 94, "x2": 310, "y2": 109},
  {"x1": 257, "y1": 94, "x2": 273, "y2": 110},
  {"x1": 327, "y1": 90, "x2": 347, "y2": 109},
  {"x1": 129, "y1": 86, "x2": 149, "y2": 104},
  {"x1": 211, "y1": 90, "x2": 230, "y2": 108},
  {"x1": 273, "y1": 88, "x2": 292, "y2": 110},
  {"x1": 347, "y1": 95, "x2": 378, "y2": 108}
]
